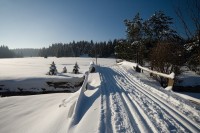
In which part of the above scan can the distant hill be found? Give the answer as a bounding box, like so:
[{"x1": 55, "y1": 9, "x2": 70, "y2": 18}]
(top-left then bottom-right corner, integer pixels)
[{"x1": 12, "y1": 48, "x2": 40, "y2": 57}]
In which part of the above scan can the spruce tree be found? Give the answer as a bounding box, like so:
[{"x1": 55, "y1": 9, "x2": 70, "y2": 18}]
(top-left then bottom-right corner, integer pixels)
[
  {"x1": 73, "y1": 62, "x2": 79, "y2": 74},
  {"x1": 48, "y1": 61, "x2": 57, "y2": 75},
  {"x1": 124, "y1": 13, "x2": 145, "y2": 64},
  {"x1": 145, "y1": 11, "x2": 179, "y2": 42}
]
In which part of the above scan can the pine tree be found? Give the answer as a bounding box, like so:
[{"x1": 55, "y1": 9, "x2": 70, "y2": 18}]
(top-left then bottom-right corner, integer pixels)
[
  {"x1": 145, "y1": 11, "x2": 180, "y2": 43},
  {"x1": 48, "y1": 61, "x2": 57, "y2": 75},
  {"x1": 124, "y1": 13, "x2": 143, "y2": 42},
  {"x1": 73, "y1": 62, "x2": 79, "y2": 74},
  {"x1": 124, "y1": 13, "x2": 145, "y2": 64}
]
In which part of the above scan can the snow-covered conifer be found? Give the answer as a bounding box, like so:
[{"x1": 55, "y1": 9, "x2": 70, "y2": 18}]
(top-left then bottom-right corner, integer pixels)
[
  {"x1": 73, "y1": 62, "x2": 79, "y2": 74},
  {"x1": 63, "y1": 66, "x2": 67, "y2": 73},
  {"x1": 49, "y1": 61, "x2": 57, "y2": 75}
]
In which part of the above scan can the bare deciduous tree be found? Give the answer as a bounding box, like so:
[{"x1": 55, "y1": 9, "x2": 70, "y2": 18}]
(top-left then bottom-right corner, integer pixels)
[{"x1": 174, "y1": 0, "x2": 200, "y2": 40}]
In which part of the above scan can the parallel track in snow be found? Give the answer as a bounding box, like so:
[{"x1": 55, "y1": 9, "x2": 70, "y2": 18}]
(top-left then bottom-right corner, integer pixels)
[
  {"x1": 99, "y1": 67, "x2": 135, "y2": 133},
  {"x1": 98, "y1": 65, "x2": 200, "y2": 133}
]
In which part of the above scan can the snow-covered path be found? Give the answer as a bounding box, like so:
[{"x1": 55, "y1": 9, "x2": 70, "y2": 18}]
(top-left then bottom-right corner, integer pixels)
[{"x1": 98, "y1": 65, "x2": 200, "y2": 133}]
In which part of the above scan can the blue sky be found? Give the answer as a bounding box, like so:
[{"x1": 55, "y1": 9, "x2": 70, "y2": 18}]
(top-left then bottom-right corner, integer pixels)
[{"x1": 0, "y1": 0, "x2": 189, "y2": 48}]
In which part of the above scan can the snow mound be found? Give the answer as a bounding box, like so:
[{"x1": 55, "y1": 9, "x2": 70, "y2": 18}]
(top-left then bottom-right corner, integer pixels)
[
  {"x1": 68, "y1": 72, "x2": 101, "y2": 133},
  {"x1": 177, "y1": 70, "x2": 200, "y2": 86},
  {"x1": 0, "y1": 76, "x2": 84, "y2": 94},
  {"x1": 118, "y1": 61, "x2": 175, "y2": 79}
]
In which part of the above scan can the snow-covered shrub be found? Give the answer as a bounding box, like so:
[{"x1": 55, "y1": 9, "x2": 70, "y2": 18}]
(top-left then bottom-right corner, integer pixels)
[
  {"x1": 63, "y1": 66, "x2": 67, "y2": 73},
  {"x1": 73, "y1": 62, "x2": 79, "y2": 74},
  {"x1": 89, "y1": 61, "x2": 95, "y2": 73},
  {"x1": 48, "y1": 61, "x2": 57, "y2": 75},
  {"x1": 44, "y1": 55, "x2": 48, "y2": 58}
]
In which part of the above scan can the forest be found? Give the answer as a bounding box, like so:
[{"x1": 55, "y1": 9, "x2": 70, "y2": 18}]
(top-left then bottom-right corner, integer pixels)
[{"x1": 38, "y1": 40, "x2": 117, "y2": 58}]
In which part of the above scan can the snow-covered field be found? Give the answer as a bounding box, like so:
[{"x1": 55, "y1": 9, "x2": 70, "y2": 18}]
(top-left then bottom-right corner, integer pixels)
[
  {"x1": 0, "y1": 57, "x2": 200, "y2": 133},
  {"x1": 0, "y1": 93, "x2": 71, "y2": 133},
  {"x1": 0, "y1": 57, "x2": 116, "y2": 93}
]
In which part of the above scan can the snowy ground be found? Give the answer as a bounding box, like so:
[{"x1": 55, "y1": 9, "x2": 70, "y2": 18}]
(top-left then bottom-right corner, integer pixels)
[
  {"x1": 0, "y1": 57, "x2": 116, "y2": 93},
  {"x1": 0, "y1": 93, "x2": 72, "y2": 133},
  {"x1": 0, "y1": 57, "x2": 200, "y2": 133},
  {"x1": 177, "y1": 68, "x2": 200, "y2": 86},
  {"x1": 96, "y1": 65, "x2": 200, "y2": 132}
]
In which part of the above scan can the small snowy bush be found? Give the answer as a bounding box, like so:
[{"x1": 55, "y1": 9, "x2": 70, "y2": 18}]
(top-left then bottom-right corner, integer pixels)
[
  {"x1": 63, "y1": 66, "x2": 67, "y2": 73},
  {"x1": 73, "y1": 62, "x2": 79, "y2": 74},
  {"x1": 48, "y1": 61, "x2": 57, "y2": 75}
]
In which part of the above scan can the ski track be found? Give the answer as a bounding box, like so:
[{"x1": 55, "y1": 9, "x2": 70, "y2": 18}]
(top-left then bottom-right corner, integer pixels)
[{"x1": 97, "y1": 65, "x2": 200, "y2": 133}]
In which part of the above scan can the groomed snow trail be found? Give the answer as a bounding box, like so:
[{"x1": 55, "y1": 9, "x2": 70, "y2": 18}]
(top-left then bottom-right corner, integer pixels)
[{"x1": 98, "y1": 65, "x2": 200, "y2": 133}]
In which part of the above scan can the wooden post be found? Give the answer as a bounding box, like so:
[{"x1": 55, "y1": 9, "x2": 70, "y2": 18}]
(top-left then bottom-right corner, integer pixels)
[{"x1": 168, "y1": 78, "x2": 174, "y2": 87}]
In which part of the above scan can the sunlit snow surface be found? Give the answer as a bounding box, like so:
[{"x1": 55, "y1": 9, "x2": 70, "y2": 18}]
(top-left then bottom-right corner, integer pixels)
[
  {"x1": 0, "y1": 57, "x2": 116, "y2": 79},
  {"x1": 0, "y1": 57, "x2": 200, "y2": 133},
  {"x1": 0, "y1": 57, "x2": 116, "y2": 92}
]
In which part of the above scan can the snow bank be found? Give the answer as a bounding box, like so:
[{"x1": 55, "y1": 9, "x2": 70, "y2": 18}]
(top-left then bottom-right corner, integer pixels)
[
  {"x1": 176, "y1": 70, "x2": 200, "y2": 86},
  {"x1": 175, "y1": 92, "x2": 200, "y2": 104},
  {"x1": 68, "y1": 63, "x2": 101, "y2": 132},
  {"x1": 69, "y1": 72, "x2": 89, "y2": 124},
  {"x1": 0, "y1": 57, "x2": 114, "y2": 95},
  {"x1": 139, "y1": 66, "x2": 175, "y2": 79},
  {"x1": 118, "y1": 61, "x2": 175, "y2": 79},
  {"x1": 117, "y1": 60, "x2": 137, "y2": 67},
  {"x1": 0, "y1": 76, "x2": 84, "y2": 94},
  {"x1": 70, "y1": 73, "x2": 101, "y2": 133}
]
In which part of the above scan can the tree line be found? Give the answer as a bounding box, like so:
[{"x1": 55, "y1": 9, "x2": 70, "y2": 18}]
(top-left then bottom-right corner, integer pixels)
[
  {"x1": 12, "y1": 48, "x2": 40, "y2": 57},
  {"x1": 0, "y1": 46, "x2": 15, "y2": 58},
  {"x1": 38, "y1": 40, "x2": 117, "y2": 58},
  {"x1": 0, "y1": 46, "x2": 40, "y2": 58}
]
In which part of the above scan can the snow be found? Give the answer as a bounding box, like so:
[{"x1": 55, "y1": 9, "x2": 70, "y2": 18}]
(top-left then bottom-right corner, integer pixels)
[
  {"x1": 0, "y1": 57, "x2": 116, "y2": 93},
  {"x1": 118, "y1": 61, "x2": 175, "y2": 79},
  {"x1": 0, "y1": 57, "x2": 200, "y2": 133},
  {"x1": 176, "y1": 70, "x2": 200, "y2": 86},
  {"x1": 69, "y1": 72, "x2": 101, "y2": 133},
  {"x1": 0, "y1": 93, "x2": 72, "y2": 133},
  {"x1": 117, "y1": 60, "x2": 137, "y2": 67},
  {"x1": 175, "y1": 92, "x2": 200, "y2": 104},
  {"x1": 139, "y1": 66, "x2": 175, "y2": 79}
]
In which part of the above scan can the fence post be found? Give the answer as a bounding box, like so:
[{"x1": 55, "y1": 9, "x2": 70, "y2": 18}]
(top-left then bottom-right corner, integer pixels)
[{"x1": 168, "y1": 78, "x2": 174, "y2": 88}]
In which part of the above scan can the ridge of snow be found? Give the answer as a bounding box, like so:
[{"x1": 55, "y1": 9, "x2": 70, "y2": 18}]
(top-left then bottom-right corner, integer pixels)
[
  {"x1": 68, "y1": 72, "x2": 101, "y2": 132},
  {"x1": 118, "y1": 61, "x2": 175, "y2": 79},
  {"x1": 68, "y1": 63, "x2": 101, "y2": 132}
]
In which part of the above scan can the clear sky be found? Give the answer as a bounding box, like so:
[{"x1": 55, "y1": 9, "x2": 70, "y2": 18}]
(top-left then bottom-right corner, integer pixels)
[{"x1": 0, "y1": 0, "x2": 188, "y2": 48}]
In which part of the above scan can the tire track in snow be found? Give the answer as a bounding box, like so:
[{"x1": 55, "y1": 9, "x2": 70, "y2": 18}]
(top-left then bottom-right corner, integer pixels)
[{"x1": 114, "y1": 65, "x2": 200, "y2": 133}]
